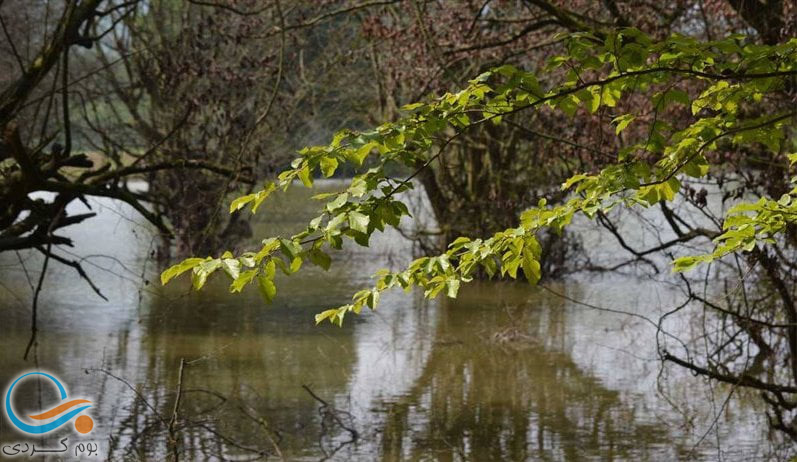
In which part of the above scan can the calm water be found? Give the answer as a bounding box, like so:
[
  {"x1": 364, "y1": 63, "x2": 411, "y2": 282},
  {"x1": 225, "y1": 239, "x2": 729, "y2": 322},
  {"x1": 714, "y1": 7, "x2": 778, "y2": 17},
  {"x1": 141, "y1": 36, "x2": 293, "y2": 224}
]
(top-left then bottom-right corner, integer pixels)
[{"x1": 0, "y1": 181, "x2": 782, "y2": 460}]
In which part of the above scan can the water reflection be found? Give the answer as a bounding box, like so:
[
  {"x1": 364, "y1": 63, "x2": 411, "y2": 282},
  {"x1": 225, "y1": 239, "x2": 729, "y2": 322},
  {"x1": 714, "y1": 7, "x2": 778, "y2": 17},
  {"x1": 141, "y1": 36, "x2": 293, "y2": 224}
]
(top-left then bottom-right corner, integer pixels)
[
  {"x1": 0, "y1": 181, "x2": 774, "y2": 460},
  {"x1": 372, "y1": 289, "x2": 667, "y2": 461}
]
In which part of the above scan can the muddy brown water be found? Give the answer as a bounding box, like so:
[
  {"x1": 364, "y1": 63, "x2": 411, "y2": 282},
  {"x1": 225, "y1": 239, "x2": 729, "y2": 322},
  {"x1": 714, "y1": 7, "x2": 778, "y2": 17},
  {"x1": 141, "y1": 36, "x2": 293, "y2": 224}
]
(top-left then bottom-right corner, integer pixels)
[{"x1": 0, "y1": 180, "x2": 778, "y2": 460}]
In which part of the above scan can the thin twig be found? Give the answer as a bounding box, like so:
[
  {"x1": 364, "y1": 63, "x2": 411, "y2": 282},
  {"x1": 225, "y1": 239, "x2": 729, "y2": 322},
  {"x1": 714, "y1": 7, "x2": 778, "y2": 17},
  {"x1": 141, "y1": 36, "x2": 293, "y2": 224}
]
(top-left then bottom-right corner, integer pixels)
[
  {"x1": 0, "y1": 14, "x2": 25, "y2": 72},
  {"x1": 24, "y1": 204, "x2": 66, "y2": 360},
  {"x1": 168, "y1": 358, "x2": 186, "y2": 462}
]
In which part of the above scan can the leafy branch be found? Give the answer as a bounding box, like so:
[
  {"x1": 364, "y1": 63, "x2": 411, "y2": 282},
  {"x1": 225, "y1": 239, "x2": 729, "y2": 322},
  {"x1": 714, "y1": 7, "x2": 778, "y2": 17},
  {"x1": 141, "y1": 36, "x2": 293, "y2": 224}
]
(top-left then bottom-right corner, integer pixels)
[{"x1": 162, "y1": 28, "x2": 797, "y2": 327}]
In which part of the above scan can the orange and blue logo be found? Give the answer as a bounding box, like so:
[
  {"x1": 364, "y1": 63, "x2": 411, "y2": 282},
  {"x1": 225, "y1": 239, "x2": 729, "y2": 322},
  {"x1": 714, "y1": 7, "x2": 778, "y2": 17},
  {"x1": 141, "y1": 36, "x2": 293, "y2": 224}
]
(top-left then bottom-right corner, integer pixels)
[{"x1": 4, "y1": 372, "x2": 93, "y2": 435}]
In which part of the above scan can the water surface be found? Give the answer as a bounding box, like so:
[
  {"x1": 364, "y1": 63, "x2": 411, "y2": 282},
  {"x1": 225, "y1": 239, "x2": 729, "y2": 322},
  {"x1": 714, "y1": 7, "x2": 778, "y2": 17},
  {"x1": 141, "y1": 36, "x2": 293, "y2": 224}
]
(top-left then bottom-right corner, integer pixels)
[{"x1": 0, "y1": 181, "x2": 778, "y2": 460}]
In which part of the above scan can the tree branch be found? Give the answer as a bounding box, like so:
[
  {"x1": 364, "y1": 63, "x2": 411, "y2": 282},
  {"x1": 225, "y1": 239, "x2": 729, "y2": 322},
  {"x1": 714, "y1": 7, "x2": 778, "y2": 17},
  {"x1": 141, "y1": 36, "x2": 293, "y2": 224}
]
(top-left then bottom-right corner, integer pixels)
[{"x1": 663, "y1": 351, "x2": 797, "y2": 394}]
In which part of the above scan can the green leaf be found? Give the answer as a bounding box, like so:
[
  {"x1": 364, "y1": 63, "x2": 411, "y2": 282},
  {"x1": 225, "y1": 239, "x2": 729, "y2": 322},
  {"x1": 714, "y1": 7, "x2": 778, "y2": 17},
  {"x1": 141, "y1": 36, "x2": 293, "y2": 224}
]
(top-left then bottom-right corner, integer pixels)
[
  {"x1": 192, "y1": 268, "x2": 208, "y2": 290},
  {"x1": 308, "y1": 249, "x2": 331, "y2": 270},
  {"x1": 352, "y1": 230, "x2": 371, "y2": 247},
  {"x1": 682, "y1": 156, "x2": 710, "y2": 178},
  {"x1": 347, "y1": 142, "x2": 378, "y2": 166},
  {"x1": 240, "y1": 254, "x2": 256, "y2": 267},
  {"x1": 279, "y1": 238, "x2": 302, "y2": 260},
  {"x1": 229, "y1": 194, "x2": 256, "y2": 214},
  {"x1": 326, "y1": 193, "x2": 348, "y2": 213},
  {"x1": 230, "y1": 269, "x2": 258, "y2": 293},
  {"x1": 256, "y1": 260, "x2": 277, "y2": 303},
  {"x1": 348, "y1": 211, "x2": 370, "y2": 233},
  {"x1": 401, "y1": 102, "x2": 425, "y2": 111},
  {"x1": 521, "y1": 249, "x2": 541, "y2": 285},
  {"x1": 612, "y1": 114, "x2": 635, "y2": 135},
  {"x1": 255, "y1": 238, "x2": 280, "y2": 263},
  {"x1": 191, "y1": 258, "x2": 221, "y2": 290},
  {"x1": 264, "y1": 259, "x2": 276, "y2": 279},
  {"x1": 257, "y1": 273, "x2": 277, "y2": 303},
  {"x1": 348, "y1": 177, "x2": 368, "y2": 197},
  {"x1": 320, "y1": 156, "x2": 339, "y2": 178},
  {"x1": 312, "y1": 192, "x2": 336, "y2": 200},
  {"x1": 601, "y1": 84, "x2": 621, "y2": 107},
  {"x1": 251, "y1": 182, "x2": 277, "y2": 213},
  {"x1": 331, "y1": 130, "x2": 349, "y2": 147},
  {"x1": 575, "y1": 88, "x2": 600, "y2": 113},
  {"x1": 446, "y1": 279, "x2": 460, "y2": 298},
  {"x1": 297, "y1": 164, "x2": 313, "y2": 187},
  {"x1": 221, "y1": 258, "x2": 241, "y2": 280},
  {"x1": 315, "y1": 308, "x2": 339, "y2": 324},
  {"x1": 366, "y1": 289, "x2": 380, "y2": 309},
  {"x1": 672, "y1": 255, "x2": 710, "y2": 273},
  {"x1": 161, "y1": 258, "x2": 205, "y2": 285},
  {"x1": 562, "y1": 173, "x2": 588, "y2": 190},
  {"x1": 289, "y1": 256, "x2": 303, "y2": 273}
]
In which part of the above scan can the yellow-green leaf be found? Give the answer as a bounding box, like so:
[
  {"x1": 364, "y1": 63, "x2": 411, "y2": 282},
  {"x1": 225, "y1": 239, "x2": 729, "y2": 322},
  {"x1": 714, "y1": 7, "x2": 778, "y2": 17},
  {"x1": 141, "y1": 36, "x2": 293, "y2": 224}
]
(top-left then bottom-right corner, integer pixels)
[
  {"x1": 612, "y1": 114, "x2": 635, "y2": 135},
  {"x1": 161, "y1": 258, "x2": 205, "y2": 285},
  {"x1": 348, "y1": 211, "x2": 370, "y2": 233}
]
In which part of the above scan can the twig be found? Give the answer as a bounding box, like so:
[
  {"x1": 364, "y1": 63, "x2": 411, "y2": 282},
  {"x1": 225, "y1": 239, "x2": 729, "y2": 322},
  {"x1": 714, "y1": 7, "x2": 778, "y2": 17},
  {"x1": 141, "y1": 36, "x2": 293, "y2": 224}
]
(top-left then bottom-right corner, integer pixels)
[
  {"x1": 168, "y1": 358, "x2": 186, "y2": 462},
  {"x1": 24, "y1": 204, "x2": 66, "y2": 360},
  {"x1": 86, "y1": 368, "x2": 167, "y2": 427},
  {"x1": 34, "y1": 247, "x2": 108, "y2": 301},
  {"x1": 662, "y1": 351, "x2": 797, "y2": 394},
  {"x1": 0, "y1": 14, "x2": 25, "y2": 72}
]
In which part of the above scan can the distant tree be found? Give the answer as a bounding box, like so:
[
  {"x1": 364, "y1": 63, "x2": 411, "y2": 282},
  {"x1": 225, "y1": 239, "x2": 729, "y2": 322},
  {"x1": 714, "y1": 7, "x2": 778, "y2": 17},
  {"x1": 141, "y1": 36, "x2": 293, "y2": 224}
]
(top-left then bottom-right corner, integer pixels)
[
  {"x1": 0, "y1": 0, "x2": 396, "y2": 356},
  {"x1": 0, "y1": 0, "x2": 396, "y2": 273}
]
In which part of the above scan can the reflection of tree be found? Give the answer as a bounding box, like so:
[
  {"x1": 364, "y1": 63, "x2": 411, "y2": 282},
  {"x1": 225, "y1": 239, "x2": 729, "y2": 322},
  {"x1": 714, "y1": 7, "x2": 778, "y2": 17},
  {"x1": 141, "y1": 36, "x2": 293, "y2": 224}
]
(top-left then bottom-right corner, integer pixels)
[
  {"x1": 375, "y1": 286, "x2": 669, "y2": 461},
  {"x1": 108, "y1": 262, "x2": 362, "y2": 459}
]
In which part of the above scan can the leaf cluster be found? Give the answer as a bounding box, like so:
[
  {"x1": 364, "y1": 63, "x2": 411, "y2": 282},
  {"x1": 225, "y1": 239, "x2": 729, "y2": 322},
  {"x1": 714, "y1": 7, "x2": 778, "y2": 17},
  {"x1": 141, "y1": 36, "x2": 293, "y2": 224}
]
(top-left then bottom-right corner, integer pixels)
[{"x1": 162, "y1": 29, "x2": 797, "y2": 325}]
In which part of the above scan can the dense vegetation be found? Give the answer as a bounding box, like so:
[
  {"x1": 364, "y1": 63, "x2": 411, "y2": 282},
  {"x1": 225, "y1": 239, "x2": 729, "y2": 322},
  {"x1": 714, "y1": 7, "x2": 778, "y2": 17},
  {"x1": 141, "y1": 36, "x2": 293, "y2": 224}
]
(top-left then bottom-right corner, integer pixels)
[
  {"x1": 163, "y1": 4, "x2": 797, "y2": 441},
  {"x1": 2, "y1": 0, "x2": 797, "y2": 446}
]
